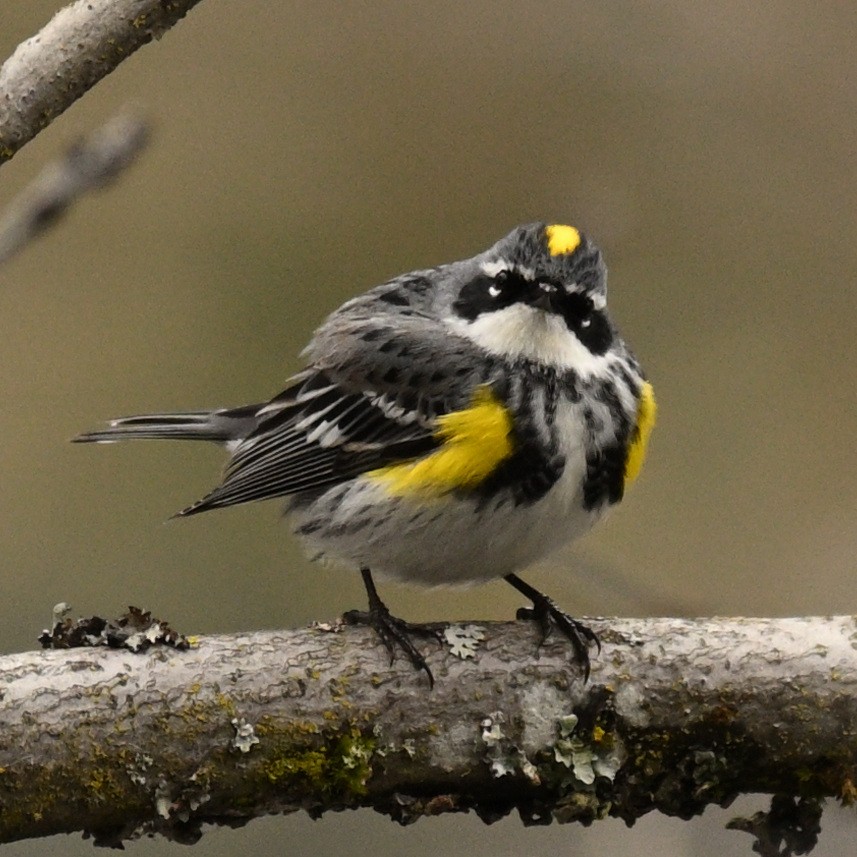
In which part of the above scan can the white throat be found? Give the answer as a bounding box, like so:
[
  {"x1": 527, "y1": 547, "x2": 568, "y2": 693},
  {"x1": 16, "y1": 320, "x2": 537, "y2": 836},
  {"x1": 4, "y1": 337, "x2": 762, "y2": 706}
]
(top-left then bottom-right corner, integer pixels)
[{"x1": 448, "y1": 304, "x2": 611, "y2": 378}]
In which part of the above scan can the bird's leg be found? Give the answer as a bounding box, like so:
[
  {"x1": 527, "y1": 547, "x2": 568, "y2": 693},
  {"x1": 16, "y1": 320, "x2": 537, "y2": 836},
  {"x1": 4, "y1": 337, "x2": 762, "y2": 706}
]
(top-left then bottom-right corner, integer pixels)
[
  {"x1": 343, "y1": 568, "x2": 440, "y2": 688},
  {"x1": 504, "y1": 573, "x2": 600, "y2": 681}
]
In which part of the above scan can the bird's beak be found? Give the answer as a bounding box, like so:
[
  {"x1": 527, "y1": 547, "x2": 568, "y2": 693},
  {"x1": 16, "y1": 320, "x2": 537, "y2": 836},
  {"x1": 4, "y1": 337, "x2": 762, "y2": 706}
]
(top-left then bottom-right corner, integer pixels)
[{"x1": 530, "y1": 281, "x2": 558, "y2": 312}]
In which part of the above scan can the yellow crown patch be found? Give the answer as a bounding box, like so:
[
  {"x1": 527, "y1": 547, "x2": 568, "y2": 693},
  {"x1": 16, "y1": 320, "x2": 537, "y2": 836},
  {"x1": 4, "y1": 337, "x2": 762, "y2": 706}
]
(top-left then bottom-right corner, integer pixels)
[{"x1": 546, "y1": 224, "x2": 581, "y2": 256}]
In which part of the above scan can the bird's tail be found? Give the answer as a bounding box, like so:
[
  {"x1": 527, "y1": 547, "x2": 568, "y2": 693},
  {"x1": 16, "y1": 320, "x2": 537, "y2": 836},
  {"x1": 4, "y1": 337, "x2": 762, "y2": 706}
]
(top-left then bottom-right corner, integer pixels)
[{"x1": 73, "y1": 405, "x2": 260, "y2": 444}]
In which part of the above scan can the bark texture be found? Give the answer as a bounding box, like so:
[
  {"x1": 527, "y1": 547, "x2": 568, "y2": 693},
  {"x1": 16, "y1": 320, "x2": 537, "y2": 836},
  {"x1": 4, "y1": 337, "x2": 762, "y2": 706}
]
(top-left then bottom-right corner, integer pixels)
[
  {"x1": 0, "y1": 0, "x2": 202, "y2": 164},
  {"x1": 0, "y1": 616, "x2": 855, "y2": 846}
]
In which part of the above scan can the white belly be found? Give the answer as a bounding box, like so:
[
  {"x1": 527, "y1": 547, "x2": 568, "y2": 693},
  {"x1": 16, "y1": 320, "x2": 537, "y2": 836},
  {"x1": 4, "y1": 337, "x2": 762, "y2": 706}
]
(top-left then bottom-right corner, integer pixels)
[{"x1": 289, "y1": 413, "x2": 605, "y2": 586}]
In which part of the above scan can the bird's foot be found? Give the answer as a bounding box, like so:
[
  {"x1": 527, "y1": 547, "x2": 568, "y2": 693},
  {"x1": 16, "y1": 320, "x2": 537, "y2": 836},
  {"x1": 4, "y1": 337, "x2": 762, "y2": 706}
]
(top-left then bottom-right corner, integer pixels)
[
  {"x1": 346, "y1": 568, "x2": 441, "y2": 687},
  {"x1": 505, "y1": 573, "x2": 600, "y2": 681},
  {"x1": 343, "y1": 606, "x2": 441, "y2": 687}
]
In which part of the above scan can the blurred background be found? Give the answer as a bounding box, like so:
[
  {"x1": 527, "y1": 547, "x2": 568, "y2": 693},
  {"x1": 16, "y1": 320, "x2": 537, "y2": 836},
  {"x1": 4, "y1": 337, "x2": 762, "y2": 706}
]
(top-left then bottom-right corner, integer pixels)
[{"x1": 1, "y1": 2, "x2": 856, "y2": 854}]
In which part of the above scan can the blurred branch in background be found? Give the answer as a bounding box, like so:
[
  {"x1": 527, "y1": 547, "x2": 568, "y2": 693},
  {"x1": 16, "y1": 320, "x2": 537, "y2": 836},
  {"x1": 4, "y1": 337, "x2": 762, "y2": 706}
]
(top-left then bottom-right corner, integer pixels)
[
  {"x1": 0, "y1": 110, "x2": 150, "y2": 266},
  {"x1": 0, "y1": 616, "x2": 854, "y2": 852},
  {"x1": 0, "y1": 0, "x2": 203, "y2": 166}
]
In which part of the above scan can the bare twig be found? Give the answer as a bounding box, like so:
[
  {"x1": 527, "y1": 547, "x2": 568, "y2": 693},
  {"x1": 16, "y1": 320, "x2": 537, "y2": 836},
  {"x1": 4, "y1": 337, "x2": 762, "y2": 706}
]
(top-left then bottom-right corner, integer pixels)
[
  {"x1": 0, "y1": 0, "x2": 203, "y2": 165},
  {"x1": 0, "y1": 109, "x2": 150, "y2": 266},
  {"x1": 0, "y1": 616, "x2": 855, "y2": 848}
]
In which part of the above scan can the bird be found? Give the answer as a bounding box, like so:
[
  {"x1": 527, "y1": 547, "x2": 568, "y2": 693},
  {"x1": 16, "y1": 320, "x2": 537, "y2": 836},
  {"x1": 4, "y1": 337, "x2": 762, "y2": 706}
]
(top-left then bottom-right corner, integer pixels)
[{"x1": 74, "y1": 222, "x2": 656, "y2": 686}]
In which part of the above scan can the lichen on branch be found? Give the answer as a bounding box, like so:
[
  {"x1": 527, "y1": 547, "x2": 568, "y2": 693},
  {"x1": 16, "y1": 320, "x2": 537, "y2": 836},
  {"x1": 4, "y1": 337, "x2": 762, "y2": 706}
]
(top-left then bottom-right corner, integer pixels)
[{"x1": 0, "y1": 616, "x2": 855, "y2": 848}]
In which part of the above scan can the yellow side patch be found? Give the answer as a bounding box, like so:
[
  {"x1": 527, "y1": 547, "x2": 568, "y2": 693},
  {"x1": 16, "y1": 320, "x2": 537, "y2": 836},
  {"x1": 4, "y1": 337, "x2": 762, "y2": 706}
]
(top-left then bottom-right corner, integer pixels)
[
  {"x1": 546, "y1": 224, "x2": 581, "y2": 256},
  {"x1": 625, "y1": 381, "x2": 656, "y2": 485},
  {"x1": 368, "y1": 386, "x2": 513, "y2": 498}
]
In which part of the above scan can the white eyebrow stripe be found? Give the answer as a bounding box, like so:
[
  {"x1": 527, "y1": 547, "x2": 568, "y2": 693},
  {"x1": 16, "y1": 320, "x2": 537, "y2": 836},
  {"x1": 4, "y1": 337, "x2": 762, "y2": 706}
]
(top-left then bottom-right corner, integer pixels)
[
  {"x1": 565, "y1": 282, "x2": 606, "y2": 311},
  {"x1": 479, "y1": 260, "x2": 537, "y2": 281},
  {"x1": 480, "y1": 259, "x2": 509, "y2": 277}
]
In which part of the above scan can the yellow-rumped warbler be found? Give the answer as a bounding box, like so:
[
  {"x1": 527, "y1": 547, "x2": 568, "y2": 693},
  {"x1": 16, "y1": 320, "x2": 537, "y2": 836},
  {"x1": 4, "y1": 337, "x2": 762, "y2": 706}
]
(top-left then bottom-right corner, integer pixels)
[{"x1": 75, "y1": 223, "x2": 655, "y2": 685}]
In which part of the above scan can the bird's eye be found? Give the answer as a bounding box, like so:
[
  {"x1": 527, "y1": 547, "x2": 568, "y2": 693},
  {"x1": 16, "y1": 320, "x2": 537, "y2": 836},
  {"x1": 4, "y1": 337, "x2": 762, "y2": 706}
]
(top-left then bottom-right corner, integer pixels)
[
  {"x1": 488, "y1": 270, "x2": 510, "y2": 299},
  {"x1": 454, "y1": 270, "x2": 518, "y2": 320}
]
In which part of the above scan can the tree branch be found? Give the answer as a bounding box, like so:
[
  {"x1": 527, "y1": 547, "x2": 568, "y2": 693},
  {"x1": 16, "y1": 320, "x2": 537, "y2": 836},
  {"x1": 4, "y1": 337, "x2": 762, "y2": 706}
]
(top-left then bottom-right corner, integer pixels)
[
  {"x1": 0, "y1": 616, "x2": 855, "y2": 847},
  {"x1": 0, "y1": 0, "x2": 203, "y2": 165},
  {"x1": 0, "y1": 109, "x2": 150, "y2": 265}
]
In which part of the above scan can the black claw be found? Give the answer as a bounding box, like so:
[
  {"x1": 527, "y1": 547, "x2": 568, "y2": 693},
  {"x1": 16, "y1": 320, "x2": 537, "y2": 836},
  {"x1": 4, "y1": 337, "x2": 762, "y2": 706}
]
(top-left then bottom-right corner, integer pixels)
[
  {"x1": 347, "y1": 569, "x2": 438, "y2": 688},
  {"x1": 343, "y1": 607, "x2": 437, "y2": 687},
  {"x1": 506, "y1": 573, "x2": 599, "y2": 681}
]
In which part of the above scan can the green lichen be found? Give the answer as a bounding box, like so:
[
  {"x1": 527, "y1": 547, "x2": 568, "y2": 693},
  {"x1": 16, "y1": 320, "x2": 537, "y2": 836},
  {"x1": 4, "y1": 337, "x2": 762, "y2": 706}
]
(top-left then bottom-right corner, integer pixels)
[
  {"x1": 261, "y1": 727, "x2": 376, "y2": 799},
  {"x1": 0, "y1": 739, "x2": 153, "y2": 842},
  {"x1": 253, "y1": 716, "x2": 318, "y2": 739},
  {"x1": 215, "y1": 692, "x2": 237, "y2": 718},
  {"x1": 0, "y1": 685, "x2": 379, "y2": 844}
]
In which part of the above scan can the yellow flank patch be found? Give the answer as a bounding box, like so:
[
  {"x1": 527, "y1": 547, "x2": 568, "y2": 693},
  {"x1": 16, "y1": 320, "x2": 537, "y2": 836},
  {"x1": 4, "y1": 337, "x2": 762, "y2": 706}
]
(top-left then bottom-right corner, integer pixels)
[
  {"x1": 625, "y1": 381, "x2": 656, "y2": 485},
  {"x1": 545, "y1": 224, "x2": 581, "y2": 256},
  {"x1": 368, "y1": 386, "x2": 514, "y2": 497}
]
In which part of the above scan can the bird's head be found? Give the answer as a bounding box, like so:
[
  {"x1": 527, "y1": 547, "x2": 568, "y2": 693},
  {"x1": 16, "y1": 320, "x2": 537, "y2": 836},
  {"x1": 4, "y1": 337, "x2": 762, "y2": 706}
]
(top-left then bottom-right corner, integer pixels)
[{"x1": 448, "y1": 223, "x2": 616, "y2": 369}]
